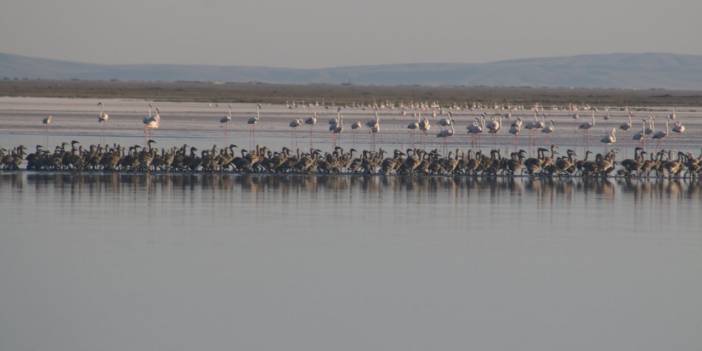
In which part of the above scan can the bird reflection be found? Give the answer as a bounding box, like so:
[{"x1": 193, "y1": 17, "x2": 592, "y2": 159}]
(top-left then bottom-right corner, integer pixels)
[{"x1": 1, "y1": 173, "x2": 700, "y2": 201}]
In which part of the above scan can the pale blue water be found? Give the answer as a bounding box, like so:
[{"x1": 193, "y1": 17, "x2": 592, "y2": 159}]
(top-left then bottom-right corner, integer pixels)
[{"x1": 1, "y1": 173, "x2": 701, "y2": 351}]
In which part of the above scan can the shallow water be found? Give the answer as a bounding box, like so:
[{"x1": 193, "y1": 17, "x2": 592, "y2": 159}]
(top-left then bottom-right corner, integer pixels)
[
  {"x1": 1, "y1": 97, "x2": 701, "y2": 155},
  {"x1": 1, "y1": 172, "x2": 701, "y2": 351}
]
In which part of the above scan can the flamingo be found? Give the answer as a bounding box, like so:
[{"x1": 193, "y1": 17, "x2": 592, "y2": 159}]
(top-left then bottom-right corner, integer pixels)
[
  {"x1": 601, "y1": 128, "x2": 617, "y2": 151},
  {"x1": 578, "y1": 111, "x2": 596, "y2": 146},
  {"x1": 632, "y1": 119, "x2": 647, "y2": 148},
  {"x1": 485, "y1": 115, "x2": 502, "y2": 147},
  {"x1": 672, "y1": 120, "x2": 685, "y2": 134},
  {"x1": 97, "y1": 102, "x2": 109, "y2": 123},
  {"x1": 219, "y1": 104, "x2": 233, "y2": 133},
  {"x1": 436, "y1": 124, "x2": 454, "y2": 153},
  {"x1": 509, "y1": 117, "x2": 522, "y2": 149},
  {"x1": 652, "y1": 120, "x2": 669, "y2": 149},
  {"x1": 350, "y1": 120, "x2": 362, "y2": 146},
  {"x1": 620, "y1": 108, "x2": 632, "y2": 131},
  {"x1": 247, "y1": 104, "x2": 261, "y2": 148},
  {"x1": 407, "y1": 112, "x2": 420, "y2": 147},
  {"x1": 304, "y1": 112, "x2": 318, "y2": 148},
  {"x1": 97, "y1": 102, "x2": 109, "y2": 143},
  {"x1": 366, "y1": 112, "x2": 380, "y2": 150},
  {"x1": 330, "y1": 112, "x2": 343, "y2": 147},
  {"x1": 668, "y1": 107, "x2": 677, "y2": 120},
  {"x1": 438, "y1": 112, "x2": 453, "y2": 127},
  {"x1": 418, "y1": 112, "x2": 431, "y2": 147},
  {"x1": 541, "y1": 120, "x2": 555, "y2": 145},
  {"x1": 42, "y1": 115, "x2": 53, "y2": 146},
  {"x1": 289, "y1": 118, "x2": 303, "y2": 146},
  {"x1": 467, "y1": 116, "x2": 484, "y2": 148},
  {"x1": 644, "y1": 115, "x2": 655, "y2": 136},
  {"x1": 143, "y1": 105, "x2": 160, "y2": 137}
]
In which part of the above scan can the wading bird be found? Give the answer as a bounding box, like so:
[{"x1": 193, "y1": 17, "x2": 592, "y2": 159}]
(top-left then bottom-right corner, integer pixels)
[
  {"x1": 620, "y1": 108, "x2": 632, "y2": 131},
  {"x1": 41, "y1": 115, "x2": 53, "y2": 146},
  {"x1": 247, "y1": 104, "x2": 261, "y2": 147},
  {"x1": 578, "y1": 111, "x2": 596, "y2": 146},
  {"x1": 652, "y1": 120, "x2": 669, "y2": 148},
  {"x1": 143, "y1": 105, "x2": 160, "y2": 137}
]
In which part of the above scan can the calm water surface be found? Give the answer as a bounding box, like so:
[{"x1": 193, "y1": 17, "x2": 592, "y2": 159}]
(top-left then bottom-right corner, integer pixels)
[{"x1": 1, "y1": 173, "x2": 701, "y2": 351}]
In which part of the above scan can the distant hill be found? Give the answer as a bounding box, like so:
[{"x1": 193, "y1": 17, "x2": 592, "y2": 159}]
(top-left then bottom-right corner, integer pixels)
[{"x1": 2, "y1": 52, "x2": 702, "y2": 89}]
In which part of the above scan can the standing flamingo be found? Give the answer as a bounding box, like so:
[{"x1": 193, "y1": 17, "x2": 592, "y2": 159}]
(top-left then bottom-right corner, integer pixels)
[
  {"x1": 219, "y1": 104, "x2": 232, "y2": 126},
  {"x1": 652, "y1": 120, "x2": 669, "y2": 149},
  {"x1": 350, "y1": 120, "x2": 362, "y2": 146},
  {"x1": 485, "y1": 115, "x2": 502, "y2": 147},
  {"x1": 97, "y1": 102, "x2": 109, "y2": 143},
  {"x1": 305, "y1": 112, "x2": 318, "y2": 148},
  {"x1": 42, "y1": 115, "x2": 53, "y2": 146},
  {"x1": 247, "y1": 104, "x2": 261, "y2": 148},
  {"x1": 436, "y1": 124, "x2": 454, "y2": 154},
  {"x1": 620, "y1": 108, "x2": 632, "y2": 131},
  {"x1": 289, "y1": 118, "x2": 303, "y2": 146},
  {"x1": 541, "y1": 120, "x2": 555, "y2": 145},
  {"x1": 366, "y1": 112, "x2": 380, "y2": 151},
  {"x1": 418, "y1": 112, "x2": 431, "y2": 147},
  {"x1": 143, "y1": 105, "x2": 160, "y2": 137},
  {"x1": 578, "y1": 111, "x2": 596, "y2": 146},
  {"x1": 600, "y1": 128, "x2": 617, "y2": 152},
  {"x1": 467, "y1": 117, "x2": 484, "y2": 148},
  {"x1": 509, "y1": 117, "x2": 523, "y2": 149},
  {"x1": 672, "y1": 120, "x2": 685, "y2": 134},
  {"x1": 632, "y1": 120, "x2": 647, "y2": 149},
  {"x1": 407, "y1": 112, "x2": 420, "y2": 148},
  {"x1": 329, "y1": 111, "x2": 343, "y2": 147}
]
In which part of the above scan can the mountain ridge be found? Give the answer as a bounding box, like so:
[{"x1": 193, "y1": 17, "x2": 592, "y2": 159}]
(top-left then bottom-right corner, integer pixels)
[{"x1": 2, "y1": 52, "x2": 702, "y2": 89}]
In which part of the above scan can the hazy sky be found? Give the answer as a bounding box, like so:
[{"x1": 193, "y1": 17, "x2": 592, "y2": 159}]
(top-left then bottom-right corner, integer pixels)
[{"x1": 1, "y1": 0, "x2": 701, "y2": 68}]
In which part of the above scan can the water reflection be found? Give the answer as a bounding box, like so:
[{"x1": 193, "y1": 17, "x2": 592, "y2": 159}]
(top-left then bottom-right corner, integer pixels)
[{"x1": 1, "y1": 172, "x2": 700, "y2": 201}]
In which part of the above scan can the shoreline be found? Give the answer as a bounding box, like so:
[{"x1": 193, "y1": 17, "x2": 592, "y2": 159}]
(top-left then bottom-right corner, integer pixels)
[{"x1": 2, "y1": 80, "x2": 702, "y2": 106}]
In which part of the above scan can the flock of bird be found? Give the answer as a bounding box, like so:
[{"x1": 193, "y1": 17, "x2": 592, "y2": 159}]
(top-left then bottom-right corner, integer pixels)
[
  {"x1": 36, "y1": 102, "x2": 688, "y2": 150},
  {"x1": 11, "y1": 101, "x2": 696, "y2": 178},
  {"x1": 1, "y1": 141, "x2": 701, "y2": 179}
]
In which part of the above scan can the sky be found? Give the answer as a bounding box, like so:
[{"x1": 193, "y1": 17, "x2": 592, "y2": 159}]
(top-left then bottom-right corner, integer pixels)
[{"x1": 1, "y1": 0, "x2": 701, "y2": 68}]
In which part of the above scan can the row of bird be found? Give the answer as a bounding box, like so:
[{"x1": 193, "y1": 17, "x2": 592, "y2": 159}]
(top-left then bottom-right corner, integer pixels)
[
  {"x1": 40, "y1": 103, "x2": 686, "y2": 147},
  {"x1": 2, "y1": 141, "x2": 701, "y2": 179}
]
